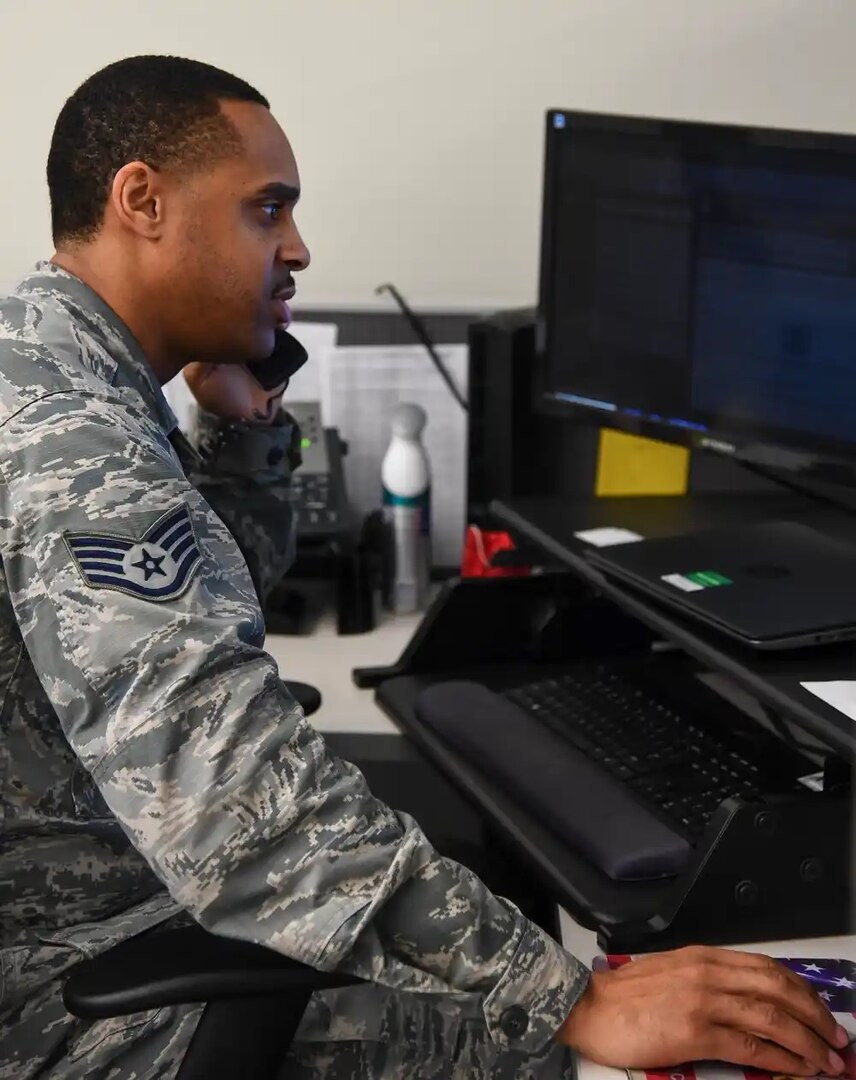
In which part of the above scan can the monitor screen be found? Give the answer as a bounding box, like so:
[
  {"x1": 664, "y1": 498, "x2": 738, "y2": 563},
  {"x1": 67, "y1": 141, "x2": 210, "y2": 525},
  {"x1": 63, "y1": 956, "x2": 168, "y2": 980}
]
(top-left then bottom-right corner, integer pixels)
[{"x1": 537, "y1": 110, "x2": 856, "y2": 482}]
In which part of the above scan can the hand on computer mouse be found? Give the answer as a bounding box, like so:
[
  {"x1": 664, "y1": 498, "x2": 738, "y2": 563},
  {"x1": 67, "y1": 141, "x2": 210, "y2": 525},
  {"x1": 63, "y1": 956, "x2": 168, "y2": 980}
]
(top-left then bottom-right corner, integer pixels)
[{"x1": 557, "y1": 946, "x2": 848, "y2": 1076}]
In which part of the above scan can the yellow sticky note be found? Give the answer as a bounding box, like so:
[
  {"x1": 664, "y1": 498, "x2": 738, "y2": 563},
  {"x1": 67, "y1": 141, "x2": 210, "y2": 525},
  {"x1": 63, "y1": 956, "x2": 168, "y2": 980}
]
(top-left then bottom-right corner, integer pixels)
[{"x1": 595, "y1": 428, "x2": 689, "y2": 497}]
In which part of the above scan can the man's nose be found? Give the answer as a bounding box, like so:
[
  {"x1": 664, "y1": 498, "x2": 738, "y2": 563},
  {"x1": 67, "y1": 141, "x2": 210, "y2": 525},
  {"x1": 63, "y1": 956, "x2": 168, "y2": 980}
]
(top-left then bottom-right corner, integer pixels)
[{"x1": 279, "y1": 222, "x2": 310, "y2": 272}]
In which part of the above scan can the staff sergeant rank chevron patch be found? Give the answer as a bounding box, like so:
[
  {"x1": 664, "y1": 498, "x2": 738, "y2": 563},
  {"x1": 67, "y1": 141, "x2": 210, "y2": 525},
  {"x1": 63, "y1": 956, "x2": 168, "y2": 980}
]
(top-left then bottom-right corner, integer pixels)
[{"x1": 64, "y1": 503, "x2": 203, "y2": 602}]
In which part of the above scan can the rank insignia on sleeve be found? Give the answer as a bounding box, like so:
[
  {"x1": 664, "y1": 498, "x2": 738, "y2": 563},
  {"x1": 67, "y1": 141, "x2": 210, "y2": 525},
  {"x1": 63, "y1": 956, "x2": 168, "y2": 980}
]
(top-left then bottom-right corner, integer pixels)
[{"x1": 63, "y1": 503, "x2": 203, "y2": 602}]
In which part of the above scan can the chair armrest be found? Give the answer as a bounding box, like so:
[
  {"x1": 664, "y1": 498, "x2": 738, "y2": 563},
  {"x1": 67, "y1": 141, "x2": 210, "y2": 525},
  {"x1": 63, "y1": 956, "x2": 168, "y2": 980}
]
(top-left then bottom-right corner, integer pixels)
[
  {"x1": 282, "y1": 679, "x2": 322, "y2": 717},
  {"x1": 64, "y1": 923, "x2": 361, "y2": 1020}
]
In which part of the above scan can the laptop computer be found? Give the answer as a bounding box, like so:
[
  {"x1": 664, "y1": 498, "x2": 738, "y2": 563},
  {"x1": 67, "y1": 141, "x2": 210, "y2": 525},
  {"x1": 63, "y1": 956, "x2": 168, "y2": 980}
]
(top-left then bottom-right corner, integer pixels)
[{"x1": 585, "y1": 520, "x2": 856, "y2": 650}]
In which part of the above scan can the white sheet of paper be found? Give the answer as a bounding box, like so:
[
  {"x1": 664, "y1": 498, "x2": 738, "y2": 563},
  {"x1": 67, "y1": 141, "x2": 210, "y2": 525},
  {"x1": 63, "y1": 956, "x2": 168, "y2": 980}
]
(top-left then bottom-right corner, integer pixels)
[
  {"x1": 574, "y1": 526, "x2": 644, "y2": 548},
  {"x1": 161, "y1": 372, "x2": 197, "y2": 434},
  {"x1": 322, "y1": 344, "x2": 469, "y2": 568},
  {"x1": 800, "y1": 681, "x2": 856, "y2": 723},
  {"x1": 285, "y1": 321, "x2": 338, "y2": 421}
]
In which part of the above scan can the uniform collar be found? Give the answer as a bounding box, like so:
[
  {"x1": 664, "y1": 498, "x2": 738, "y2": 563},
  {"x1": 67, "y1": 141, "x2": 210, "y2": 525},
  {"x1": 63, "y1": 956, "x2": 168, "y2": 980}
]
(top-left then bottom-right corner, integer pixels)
[{"x1": 16, "y1": 261, "x2": 179, "y2": 436}]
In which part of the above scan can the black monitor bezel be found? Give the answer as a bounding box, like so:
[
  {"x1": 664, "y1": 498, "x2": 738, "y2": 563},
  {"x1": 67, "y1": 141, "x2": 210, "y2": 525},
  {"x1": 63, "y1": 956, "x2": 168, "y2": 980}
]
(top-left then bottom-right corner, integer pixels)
[{"x1": 535, "y1": 108, "x2": 856, "y2": 488}]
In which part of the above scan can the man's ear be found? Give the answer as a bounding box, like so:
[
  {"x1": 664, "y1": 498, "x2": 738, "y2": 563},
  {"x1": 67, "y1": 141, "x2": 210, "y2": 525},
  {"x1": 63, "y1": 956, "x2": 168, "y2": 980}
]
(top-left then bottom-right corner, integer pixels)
[{"x1": 108, "y1": 161, "x2": 165, "y2": 239}]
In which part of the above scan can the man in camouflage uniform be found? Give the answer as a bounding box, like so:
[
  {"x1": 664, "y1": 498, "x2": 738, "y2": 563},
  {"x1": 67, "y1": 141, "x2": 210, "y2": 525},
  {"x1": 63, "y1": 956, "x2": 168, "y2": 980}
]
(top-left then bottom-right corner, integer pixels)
[{"x1": 0, "y1": 55, "x2": 845, "y2": 1080}]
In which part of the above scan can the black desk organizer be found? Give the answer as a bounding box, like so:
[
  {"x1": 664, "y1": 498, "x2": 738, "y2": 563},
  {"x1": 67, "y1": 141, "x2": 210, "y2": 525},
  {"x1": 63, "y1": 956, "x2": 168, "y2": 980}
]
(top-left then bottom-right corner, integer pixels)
[{"x1": 355, "y1": 569, "x2": 854, "y2": 953}]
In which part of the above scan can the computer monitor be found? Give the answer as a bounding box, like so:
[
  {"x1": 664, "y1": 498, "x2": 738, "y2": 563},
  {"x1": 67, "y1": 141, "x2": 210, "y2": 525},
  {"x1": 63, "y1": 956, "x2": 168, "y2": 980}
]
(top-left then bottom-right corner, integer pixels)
[{"x1": 536, "y1": 110, "x2": 856, "y2": 486}]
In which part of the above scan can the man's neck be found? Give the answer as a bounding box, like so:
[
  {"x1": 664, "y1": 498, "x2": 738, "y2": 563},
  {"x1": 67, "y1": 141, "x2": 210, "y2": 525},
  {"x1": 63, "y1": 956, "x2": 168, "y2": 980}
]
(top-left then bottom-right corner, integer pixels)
[{"x1": 50, "y1": 248, "x2": 182, "y2": 385}]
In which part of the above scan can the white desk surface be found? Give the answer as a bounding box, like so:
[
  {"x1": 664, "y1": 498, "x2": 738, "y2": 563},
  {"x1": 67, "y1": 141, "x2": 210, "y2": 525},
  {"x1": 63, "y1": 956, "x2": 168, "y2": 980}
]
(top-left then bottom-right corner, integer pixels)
[
  {"x1": 265, "y1": 610, "x2": 423, "y2": 734},
  {"x1": 561, "y1": 923, "x2": 856, "y2": 981},
  {"x1": 266, "y1": 612, "x2": 853, "y2": 1079}
]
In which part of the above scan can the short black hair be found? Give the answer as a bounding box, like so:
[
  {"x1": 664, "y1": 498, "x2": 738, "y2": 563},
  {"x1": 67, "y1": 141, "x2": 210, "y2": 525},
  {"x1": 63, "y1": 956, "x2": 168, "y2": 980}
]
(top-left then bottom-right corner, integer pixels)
[{"x1": 48, "y1": 55, "x2": 269, "y2": 247}]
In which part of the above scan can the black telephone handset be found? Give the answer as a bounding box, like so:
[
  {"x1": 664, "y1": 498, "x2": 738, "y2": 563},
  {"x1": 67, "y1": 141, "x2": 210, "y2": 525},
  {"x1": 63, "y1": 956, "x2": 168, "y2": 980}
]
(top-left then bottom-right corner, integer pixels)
[{"x1": 244, "y1": 328, "x2": 309, "y2": 390}]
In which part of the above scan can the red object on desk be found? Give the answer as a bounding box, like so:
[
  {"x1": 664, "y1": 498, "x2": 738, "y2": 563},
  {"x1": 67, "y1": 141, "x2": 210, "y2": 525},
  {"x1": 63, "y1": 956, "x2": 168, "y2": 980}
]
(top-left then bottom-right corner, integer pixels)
[{"x1": 460, "y1": 525, "x2": 531, "y2": 578}]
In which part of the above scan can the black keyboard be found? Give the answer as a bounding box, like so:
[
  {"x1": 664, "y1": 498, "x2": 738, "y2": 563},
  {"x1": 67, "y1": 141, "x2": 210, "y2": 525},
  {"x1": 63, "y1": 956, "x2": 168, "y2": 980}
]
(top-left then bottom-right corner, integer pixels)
[{"x1": 504, "y1": 661, "x2": 814, "y2": 842}]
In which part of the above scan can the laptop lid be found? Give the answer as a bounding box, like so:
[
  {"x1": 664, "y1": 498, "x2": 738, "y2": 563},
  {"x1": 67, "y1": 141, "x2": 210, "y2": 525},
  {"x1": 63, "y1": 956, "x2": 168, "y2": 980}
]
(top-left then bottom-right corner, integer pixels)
[{"x1": 586, "y1": 520, "x2": 856, "y2": 647}]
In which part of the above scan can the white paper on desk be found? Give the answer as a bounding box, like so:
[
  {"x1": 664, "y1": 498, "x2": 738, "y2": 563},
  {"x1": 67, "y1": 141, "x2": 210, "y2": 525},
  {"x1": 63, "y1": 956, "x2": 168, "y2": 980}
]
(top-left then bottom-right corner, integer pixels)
[
  {"x1": 285, "y1": 321, "x2": 338, "y2": 420},
  {"x1": 577, "y1": 1064, "x2": 620, "y2": 1080},
  {"x1": 574, "y1": 527, "x2": 643, "y2": 548},
  {"x1": 801, "y1": 680, "x2": 856, "y2": 723},
  {"x1": 323, "y1": 344, "x2": 469, "y2": 568}
]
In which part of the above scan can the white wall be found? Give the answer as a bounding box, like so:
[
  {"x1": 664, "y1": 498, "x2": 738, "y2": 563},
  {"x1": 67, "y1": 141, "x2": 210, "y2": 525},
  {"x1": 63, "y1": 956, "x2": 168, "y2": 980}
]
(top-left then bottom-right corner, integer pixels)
[{"x1": 1, "y1": 0, "x2": 855, "y2": 309}]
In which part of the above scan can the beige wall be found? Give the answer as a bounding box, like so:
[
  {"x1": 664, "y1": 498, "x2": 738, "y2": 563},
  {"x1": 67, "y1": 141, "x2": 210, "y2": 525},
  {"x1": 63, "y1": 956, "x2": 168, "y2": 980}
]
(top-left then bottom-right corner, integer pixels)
[{"x1": 1, "y1": 0, "x2": 855, "y2": 308}]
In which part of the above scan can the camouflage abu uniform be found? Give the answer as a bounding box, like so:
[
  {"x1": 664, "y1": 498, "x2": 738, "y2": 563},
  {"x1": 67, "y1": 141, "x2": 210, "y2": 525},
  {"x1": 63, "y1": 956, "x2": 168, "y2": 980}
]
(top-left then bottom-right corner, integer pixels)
[{"x1": 0, "y1": 263, "x2": 588, "y2": 1078}]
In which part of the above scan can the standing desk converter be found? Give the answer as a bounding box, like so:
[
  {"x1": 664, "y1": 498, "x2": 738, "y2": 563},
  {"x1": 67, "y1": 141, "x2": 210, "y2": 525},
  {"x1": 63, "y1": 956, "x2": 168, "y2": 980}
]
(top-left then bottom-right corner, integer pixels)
[{"x1": 355, "y1": 494, "x2": 856, "y2": 954}]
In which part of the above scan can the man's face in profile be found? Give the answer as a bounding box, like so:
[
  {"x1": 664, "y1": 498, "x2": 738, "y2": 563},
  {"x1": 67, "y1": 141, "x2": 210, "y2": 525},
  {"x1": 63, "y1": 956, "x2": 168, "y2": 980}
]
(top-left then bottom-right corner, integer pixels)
[{"x1": 154, "y1": 100, "x2": 310, "y2": 364}]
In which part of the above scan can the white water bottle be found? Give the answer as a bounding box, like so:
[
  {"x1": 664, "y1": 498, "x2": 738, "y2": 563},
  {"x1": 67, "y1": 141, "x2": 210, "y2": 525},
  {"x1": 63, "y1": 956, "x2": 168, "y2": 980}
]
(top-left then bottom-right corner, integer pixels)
[{"x1": 381, "y1": 403, "x2": 431, "y2": 613}]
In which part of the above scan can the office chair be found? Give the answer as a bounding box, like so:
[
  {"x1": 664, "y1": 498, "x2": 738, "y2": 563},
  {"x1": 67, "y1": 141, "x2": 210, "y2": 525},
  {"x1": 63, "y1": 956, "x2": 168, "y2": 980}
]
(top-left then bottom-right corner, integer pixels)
[
  {"x1": 282, "y1": 679, "x2": 322, "y2": 717},
  {"x1": 64, "y1": 922, "x2": 362, "y2": 1078}
]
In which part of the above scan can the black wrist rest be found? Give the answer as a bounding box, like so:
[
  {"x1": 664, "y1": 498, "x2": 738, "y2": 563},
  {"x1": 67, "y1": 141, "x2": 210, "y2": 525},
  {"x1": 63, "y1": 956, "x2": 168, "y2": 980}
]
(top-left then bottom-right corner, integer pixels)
[
  {"x1": 63, "y1": 923, "x2": 361, "y2": 1020},
  {"x1": 415, "y1": 680, "x2": 690, "y2": 882}
]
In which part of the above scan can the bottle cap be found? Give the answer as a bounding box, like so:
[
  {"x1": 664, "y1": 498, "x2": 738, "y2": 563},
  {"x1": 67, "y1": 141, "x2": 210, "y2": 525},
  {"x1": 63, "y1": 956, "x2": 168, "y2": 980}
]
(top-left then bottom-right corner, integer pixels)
[{"x1": 392, "y1": 402, "x2": 427, "y2": 439}]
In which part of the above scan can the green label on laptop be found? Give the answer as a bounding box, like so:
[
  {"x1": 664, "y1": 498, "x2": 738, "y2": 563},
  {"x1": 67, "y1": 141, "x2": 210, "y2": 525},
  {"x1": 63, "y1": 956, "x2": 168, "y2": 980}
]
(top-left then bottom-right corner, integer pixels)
[{"x1": 661, "y1": 570, "x2": 733, "y2": 592}]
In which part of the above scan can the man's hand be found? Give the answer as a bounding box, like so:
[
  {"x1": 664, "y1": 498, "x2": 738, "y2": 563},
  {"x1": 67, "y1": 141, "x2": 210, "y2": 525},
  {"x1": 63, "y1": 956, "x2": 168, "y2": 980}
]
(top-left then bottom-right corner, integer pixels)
[
  {"x1": 183, "y1": 362, "x2": 287, "y2": 425},
  {"x1": 558, "y1": 947, "x2": 849, "y2": 1076}
]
